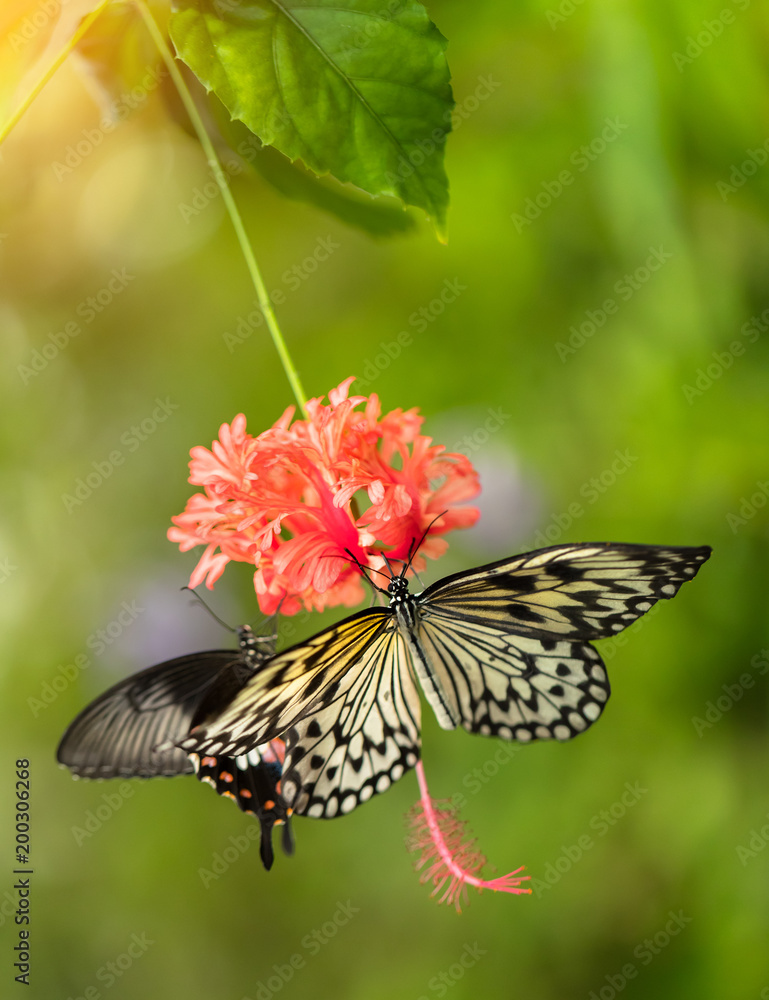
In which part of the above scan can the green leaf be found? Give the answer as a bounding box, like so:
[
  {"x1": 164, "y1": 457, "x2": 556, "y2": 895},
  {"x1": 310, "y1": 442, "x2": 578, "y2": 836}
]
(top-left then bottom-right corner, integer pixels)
[
  {"x1": 169, "y1": 0, "x2": 452, "y2": 239},
  {"x1": 209, "y1": 94, "x2": 416, "y2": 238}
]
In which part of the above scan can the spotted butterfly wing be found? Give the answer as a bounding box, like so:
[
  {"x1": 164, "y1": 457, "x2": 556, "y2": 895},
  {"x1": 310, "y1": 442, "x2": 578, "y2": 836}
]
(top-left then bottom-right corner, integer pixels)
[
  {"x1": 401, "y1": 543, "x2": 711, "y2": 738},
  {"x1": 179, "y1": 543, "x2": 711, "y2": 818},
  {"x1": 185, "y1": 613, "x2": 422, "y2": 819},
  {"x1": 56, "y1": 627, "x2": 293, "y2": 869},
  {"x1": 279, "y1": 626, "x2": 420, "y2": 820},
  {"x1": 192, "y1": 743, "x2": 295, "y2": 864}
]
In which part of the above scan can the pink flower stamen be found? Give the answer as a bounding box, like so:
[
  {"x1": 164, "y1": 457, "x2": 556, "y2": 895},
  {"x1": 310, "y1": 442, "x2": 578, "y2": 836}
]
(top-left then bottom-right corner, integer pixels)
[{"x1": 406, "y1": 761, "x2": 530, "y2": 912}]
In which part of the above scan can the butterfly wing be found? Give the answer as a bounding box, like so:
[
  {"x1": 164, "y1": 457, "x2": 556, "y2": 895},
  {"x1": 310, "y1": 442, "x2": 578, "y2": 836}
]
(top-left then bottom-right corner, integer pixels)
[
  {"x1": 57, "y1": 643, "x2": 294, "y2": 869},
  {"x1": 190, "y1": 742, "x2": 293, "y2": 869},
  {"x1": 418, "y1": 543, "x2": 711, "y2": 640},
  {"x1": 406, "y1": 542, "x2": 710, "y2": 740},
  {"x1": 179, "y1": 610, "x2": 423, "y2": 818},
  {"x1": 180, "y1": 608, "x2": 395, "y2": 753},
  {"x1": 412, "y1": 611, "x2": 610, "y2": 741},
  {"x1": 280, "y1": 628, "x2": 421, "y2": 819},
  {"x1": 56, "y1": 651, "x2": 239, "y2": 778}
]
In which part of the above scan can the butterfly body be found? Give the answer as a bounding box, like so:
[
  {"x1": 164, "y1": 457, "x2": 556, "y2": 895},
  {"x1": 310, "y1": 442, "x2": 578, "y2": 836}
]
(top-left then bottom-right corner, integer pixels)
[
  {"x1": 57, "y1": 625, "x2": 293, "y2": 869},
  {"x1": 179, "y1": 543, "x2": 711, "y2": 821},
  {"x1": 389, "y1": 581, "x2": 458, "y2": 731}
]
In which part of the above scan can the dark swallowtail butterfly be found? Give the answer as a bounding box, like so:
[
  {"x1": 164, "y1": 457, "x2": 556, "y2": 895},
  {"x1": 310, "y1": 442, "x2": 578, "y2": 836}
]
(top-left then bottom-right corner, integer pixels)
[{"x1": 56, "y1": 626, "x2": 293, "y2": 870}]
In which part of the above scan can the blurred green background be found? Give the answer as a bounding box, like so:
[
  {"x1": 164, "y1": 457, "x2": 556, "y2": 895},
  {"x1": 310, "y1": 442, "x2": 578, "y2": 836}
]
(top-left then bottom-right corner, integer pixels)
[{"x1": 2, "y1": 0, "x2": 769, "y2": 997}]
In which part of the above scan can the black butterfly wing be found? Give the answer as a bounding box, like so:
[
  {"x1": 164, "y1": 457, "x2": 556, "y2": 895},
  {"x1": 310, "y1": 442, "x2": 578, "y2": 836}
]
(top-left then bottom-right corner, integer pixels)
[
  {"x1": 418, "y1": 543, "x2": 711, "y2": 640},
  {"x1": 57, "y1": 643, "x2": 294, "y2": 869},
  {"x1": 56, "y1": 651, "x2": 239, "y2": 778},
  {"x1": 191, "y1": 743, "x2": 293, "y2": 869}
]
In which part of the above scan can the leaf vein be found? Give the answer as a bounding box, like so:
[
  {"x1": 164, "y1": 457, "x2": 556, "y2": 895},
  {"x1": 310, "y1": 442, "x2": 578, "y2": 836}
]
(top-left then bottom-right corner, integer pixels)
[{"x1": 268, "y1": 0, "x2": 430, "y2": 199}]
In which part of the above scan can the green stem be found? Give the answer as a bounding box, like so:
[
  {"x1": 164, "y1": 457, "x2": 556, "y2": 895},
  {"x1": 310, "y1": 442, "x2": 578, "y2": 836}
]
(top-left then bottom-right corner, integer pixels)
[
  {"x1": 134, "y1": 0, "x2": 308, "y2": 416},
  {"x1": 0, "y1": 0, "x2": 111, "y2": 147}
]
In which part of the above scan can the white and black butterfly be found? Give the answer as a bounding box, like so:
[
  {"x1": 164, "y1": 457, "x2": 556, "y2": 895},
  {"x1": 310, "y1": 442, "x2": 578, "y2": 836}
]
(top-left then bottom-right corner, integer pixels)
[
  {"x1": 178, "y1": 542, "x2": 711, "y2": 821},
  {"x1": 56, "y1": 626, "x2": 294, "y2": 869}
]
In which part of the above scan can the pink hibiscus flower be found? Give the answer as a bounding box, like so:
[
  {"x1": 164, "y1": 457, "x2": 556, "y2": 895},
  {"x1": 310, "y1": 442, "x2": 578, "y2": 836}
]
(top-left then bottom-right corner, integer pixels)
[{"x1": 168, "y1": 377, "x2": 480, "y2": 614}]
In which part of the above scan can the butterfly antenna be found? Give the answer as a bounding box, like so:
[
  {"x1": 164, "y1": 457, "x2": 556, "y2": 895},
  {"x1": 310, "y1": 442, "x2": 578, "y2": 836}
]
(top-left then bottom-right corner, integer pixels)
[
  {"x1": 344, "y1": 548, "x2": 389, "y2": 593},
  {"x1": 181, "y1": 586, "x2": 237, "y2": 633},
  {"x1": 404, "y1": 511, "x2": 449, "y2": 576}
]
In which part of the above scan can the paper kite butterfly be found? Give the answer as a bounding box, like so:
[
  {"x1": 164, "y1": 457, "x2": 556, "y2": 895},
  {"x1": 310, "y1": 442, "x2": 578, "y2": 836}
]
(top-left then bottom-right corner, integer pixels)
[
  {"x1": 178, "y1": 542, "x2": 711, "y2": 821},
  {"x1": 56, "y1": 625, "x2": 293, "y2": 870}
]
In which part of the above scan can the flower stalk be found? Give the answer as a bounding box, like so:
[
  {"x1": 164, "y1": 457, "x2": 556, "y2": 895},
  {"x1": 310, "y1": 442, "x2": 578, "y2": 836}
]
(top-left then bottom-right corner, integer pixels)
[
  {"x1": 406, "y1": 760, "x2": 531, "y2": 911},
  {"x1": 0, "y1": 0, "x2": 111, "y2": 147},
  {"x1": 135, "y1": 0, "x2": 308, "y2": 415}
]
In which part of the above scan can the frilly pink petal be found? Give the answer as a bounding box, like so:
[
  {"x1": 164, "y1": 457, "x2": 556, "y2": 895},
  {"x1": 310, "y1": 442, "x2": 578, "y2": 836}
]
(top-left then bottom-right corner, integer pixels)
[{"x1": 168, "y1": 378, "x2": 484, "y2": 614}]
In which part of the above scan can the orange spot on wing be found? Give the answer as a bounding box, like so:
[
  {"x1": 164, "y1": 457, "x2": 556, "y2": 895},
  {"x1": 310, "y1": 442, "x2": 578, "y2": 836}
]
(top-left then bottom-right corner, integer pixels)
[
  {"x1": 219, "y1": 771, "x2": 234, "y2": 783},
  {"x1": 239, "y1": 788, "x2": 252, "y2": 798},
  {"x1": 264, "y1": 799, "x2": 275, "y2": 810},
  {"x1": 201, "y1": 757, "x2": 217, "y2": 767}
]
